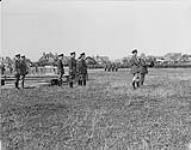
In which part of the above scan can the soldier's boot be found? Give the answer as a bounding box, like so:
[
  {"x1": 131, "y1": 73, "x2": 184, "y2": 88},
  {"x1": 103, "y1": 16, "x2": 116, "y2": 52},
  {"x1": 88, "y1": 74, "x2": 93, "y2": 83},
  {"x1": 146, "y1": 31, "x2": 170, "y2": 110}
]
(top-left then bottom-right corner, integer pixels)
[
  {"x1": 83, "y1": 80, "x2": 86, "y2": 86},
  {"x1": 21, "y1": 81, "x2": 24, "y2": 89},
  {"x1": 15, "y1": 82, "x2": 20, "y2": 89},
  {"x1": 132, "y1": 81, "x2": 136, "y2": 90},
  {"x1": 69, "y1": 82, "x2": 73, "y2": 88},
  {"x1": 136, "y1": 82, "x2": 140, "y2": 88}
]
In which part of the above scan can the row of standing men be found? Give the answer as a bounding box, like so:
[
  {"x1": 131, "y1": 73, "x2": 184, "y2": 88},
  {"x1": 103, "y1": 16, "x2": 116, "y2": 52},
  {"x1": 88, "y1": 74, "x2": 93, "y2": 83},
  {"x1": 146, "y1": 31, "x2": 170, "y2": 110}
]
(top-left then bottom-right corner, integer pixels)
[
  {"x1": 13, "y1": 52, "x2": 88, "y2": 89},
  {"x1": 57, "y1": 52, "x2": 88, "y2": 88}
]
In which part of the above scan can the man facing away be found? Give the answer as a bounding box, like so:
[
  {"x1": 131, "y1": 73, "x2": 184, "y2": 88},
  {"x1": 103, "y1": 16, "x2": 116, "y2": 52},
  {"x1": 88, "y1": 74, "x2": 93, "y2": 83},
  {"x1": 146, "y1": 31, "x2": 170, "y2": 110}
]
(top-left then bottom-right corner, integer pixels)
[
  {"x1": 78, "y1": 52, "x2": 88, "y2": 86},
  {"x1": 20, "y1": 55, "x2": 29, "y2": 89},
  {"x1": 13, "y1": 54, "x2": 21, "y2": 89},
  {"x1": 68, "y1": 52, "x2": 76, "y2": 88},
  {"x1": 129, "y1": 49, "x2": 140, "y2": 89},
  {"x1": 57, "y1": 54, "x2": 64, "y2": 86}
]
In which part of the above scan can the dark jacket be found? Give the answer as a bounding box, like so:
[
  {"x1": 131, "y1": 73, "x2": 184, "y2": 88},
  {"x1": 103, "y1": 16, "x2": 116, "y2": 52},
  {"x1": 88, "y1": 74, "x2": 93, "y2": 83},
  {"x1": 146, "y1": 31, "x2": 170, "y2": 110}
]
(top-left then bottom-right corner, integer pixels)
[
  {"x1": 14, "y1": 59, "x2": 21, "y2": 74},
  {"x1": 139, "y1": 58, "x2": 148, "y2": 74},
  {"x1": 130, "y1": 55, "x2": 140, "y2": 74},
  {"x1": 57, "y1": 59, "x2": 64, "y2": 74},
  {"x1": 68, "y1": 57, "x2": 76, "y2": 74},
  {"x1": 20, "y1": 60, "x2": 28, "y2": 75},
  {"x1": 79, "y1": 59, "x2": 87, "y2": 74}
]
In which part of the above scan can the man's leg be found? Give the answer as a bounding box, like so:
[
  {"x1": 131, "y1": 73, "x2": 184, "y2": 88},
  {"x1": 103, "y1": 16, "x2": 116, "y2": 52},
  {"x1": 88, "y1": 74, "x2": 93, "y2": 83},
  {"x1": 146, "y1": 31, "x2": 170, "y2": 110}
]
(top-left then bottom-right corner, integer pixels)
[
  {"x1": 21, "y1": 74, "x2": 25, "y2": 89},
  {"x1": 82, "y1": 74, "x2": 86, "y2": 86},
  {"x1": 69, "y1": 73, "x2": 74, "y2": 88},
  {"x1": 15, "y1": 73, "x2": 20, "y2": 89},
  {"x1": 140, "y1": 73, "x2": 145, "y2": 85}
]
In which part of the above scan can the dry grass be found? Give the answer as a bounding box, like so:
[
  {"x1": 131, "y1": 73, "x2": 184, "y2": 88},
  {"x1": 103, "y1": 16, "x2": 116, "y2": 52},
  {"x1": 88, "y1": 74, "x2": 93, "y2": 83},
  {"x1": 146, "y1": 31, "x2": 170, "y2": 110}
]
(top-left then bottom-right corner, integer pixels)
[{"x1": 1, "y1": 68, "x2": 191, "y2": 150}]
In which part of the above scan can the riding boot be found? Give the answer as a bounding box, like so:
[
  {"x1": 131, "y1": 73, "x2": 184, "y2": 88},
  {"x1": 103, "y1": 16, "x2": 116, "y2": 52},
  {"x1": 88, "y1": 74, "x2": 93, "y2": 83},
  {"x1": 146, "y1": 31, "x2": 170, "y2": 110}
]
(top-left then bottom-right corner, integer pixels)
[
  {"x1": 83, "y1": 80, "x2": 86, "y2": 86},
  {"x1": 132, "y1": 81, "x2": 136, "y2": 90},
  {"x1": 69, "y1": 82, "x2": 73, "y2": 88}
]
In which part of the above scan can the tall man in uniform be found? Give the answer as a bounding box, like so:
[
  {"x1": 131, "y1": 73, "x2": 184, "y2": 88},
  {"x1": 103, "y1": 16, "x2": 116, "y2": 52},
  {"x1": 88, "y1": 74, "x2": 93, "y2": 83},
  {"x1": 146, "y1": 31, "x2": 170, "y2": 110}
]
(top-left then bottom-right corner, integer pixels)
[
  {"x1": 68, "y1": 52, "x2": 76, "y2": 88},
  {"x1": 129, "y1": 49, "x2": 140, "y2": 89},
  {"x1": 20, "y1": 55, "x2": 29, "y2": 89},
  {"x1": 78, "y1": 52, "x2": 88, "y2": 86},
  {"x1": 139, "y1": 56, "x2": 148, "y2": 86},
  {"x1": 57, "y1": 54, "x2": 64, "y2": 86},
  {"x1": 14, "y1": 54, "x2": 21, "y2": 89}
]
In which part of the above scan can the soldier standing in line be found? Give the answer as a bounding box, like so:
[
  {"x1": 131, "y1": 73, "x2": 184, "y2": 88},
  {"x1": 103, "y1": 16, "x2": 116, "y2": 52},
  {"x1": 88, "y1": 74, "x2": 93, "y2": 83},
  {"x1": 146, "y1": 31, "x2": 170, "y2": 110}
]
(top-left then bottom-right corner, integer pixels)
[
  {"x1": 14, "y1": 54, "x2": 21, "y2": 89},
  {"x1": 68, "y1": 52, "x2": 76, "y2": 88},
  {"x1": 139, "y1": 56, "x2": 148, "y2": 86},
  {"x1": 78, "y1": 53, "x2": 88, "y2": 86},
  {"x1": 129, "y1": 49, "x2": 140, "y2": 90},
  {"x1": 75, "y1": 55, "x2": 80, "y2": 86},
  {"x1": 57, "y1": 54, "x2": 64, "y2": 86},
  {"x1": 20, "y1": 55, "x2": 29, "y2": 89}
]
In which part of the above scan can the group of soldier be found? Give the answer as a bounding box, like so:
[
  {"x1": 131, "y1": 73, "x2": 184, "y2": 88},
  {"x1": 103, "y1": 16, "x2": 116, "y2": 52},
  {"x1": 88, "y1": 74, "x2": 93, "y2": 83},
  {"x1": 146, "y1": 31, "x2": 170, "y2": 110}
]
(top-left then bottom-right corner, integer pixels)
[
  {"x1": 12, "y1": 51, "x2": 88, "y2": 89},
  {"x1": 104, "y1": 64, "x2": 118, "y2": 72},
  {"x1": 130, "y1": 49, "x2": 149, "y2": 90},
  {"x1": 13, "y1": 54, "x2": 29, "y2": 89},
  {"x1": 51, "y1": 51, "x2": 88, "y2": 88},
  {"x1": 12, "y1": 50, "x2": 148, "y2": 90}
]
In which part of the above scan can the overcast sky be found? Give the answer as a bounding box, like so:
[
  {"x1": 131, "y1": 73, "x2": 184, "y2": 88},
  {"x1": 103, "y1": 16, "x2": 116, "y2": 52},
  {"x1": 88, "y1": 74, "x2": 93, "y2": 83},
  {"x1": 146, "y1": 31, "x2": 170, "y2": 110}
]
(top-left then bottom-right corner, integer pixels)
[{"x1": 1, "y1": 0, "x2": 191, "y2": 61}]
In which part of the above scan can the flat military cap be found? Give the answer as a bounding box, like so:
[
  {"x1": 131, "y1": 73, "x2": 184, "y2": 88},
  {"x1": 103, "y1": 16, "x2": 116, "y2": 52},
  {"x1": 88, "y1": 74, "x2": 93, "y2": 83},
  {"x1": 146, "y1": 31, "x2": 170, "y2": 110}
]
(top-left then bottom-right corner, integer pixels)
[
  {"x1": 15, "y1": 54, "x2": 20, "y2": 57},
  {"x1": 58, "y1": 54, "x2": 64, "y2": 57},
  {"x1": 70, "y1": 52, "x2": 76, "y2": 55},
  {"x1": 132, "y1": 49, "x2": 138, "y2": 54},
  {"x1": 80, "y1": 52, "x2": 85, "y2": 56}
]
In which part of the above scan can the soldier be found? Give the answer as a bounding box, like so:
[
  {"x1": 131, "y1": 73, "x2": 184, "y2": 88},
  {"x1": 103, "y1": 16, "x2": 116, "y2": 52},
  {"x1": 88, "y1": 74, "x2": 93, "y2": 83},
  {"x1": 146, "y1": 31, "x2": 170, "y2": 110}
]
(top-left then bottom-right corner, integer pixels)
[
  {"x1": 20, "y1": 55, "x2": 29, "y2": 89},
  {"x1": 68, "y1": 52, "x2": 76, "y2": 88},
  {"x1": 13, "y1": 54, "x2": 21, "y2": 89},
  {"x1": 139, "y1": 56, "x2": 148, "y2": 86},
  {"x1": 129, "y1": 49, "x2": 140, "y2": 89},
  {"x1": 57, "y1": 54, "x2": 64, "y2": 86},
  {"x1": 78, "y1": 53, "x2": 88, "y2": 86}
]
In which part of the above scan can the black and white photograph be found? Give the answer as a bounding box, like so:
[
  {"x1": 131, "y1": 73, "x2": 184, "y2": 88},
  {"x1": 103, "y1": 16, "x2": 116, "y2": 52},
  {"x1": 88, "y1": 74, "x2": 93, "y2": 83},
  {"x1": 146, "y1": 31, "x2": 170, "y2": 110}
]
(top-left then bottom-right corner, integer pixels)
[{"x1": 1, "y1": 0, "x2": 191, "y2": 149}]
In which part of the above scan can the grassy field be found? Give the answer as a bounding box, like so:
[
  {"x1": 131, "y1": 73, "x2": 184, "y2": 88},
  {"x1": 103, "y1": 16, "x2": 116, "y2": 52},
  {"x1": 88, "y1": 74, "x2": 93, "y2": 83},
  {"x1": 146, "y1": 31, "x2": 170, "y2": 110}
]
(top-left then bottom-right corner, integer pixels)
[{"x1": 1, "y1": 68, "x2": 191, "y2": 150}]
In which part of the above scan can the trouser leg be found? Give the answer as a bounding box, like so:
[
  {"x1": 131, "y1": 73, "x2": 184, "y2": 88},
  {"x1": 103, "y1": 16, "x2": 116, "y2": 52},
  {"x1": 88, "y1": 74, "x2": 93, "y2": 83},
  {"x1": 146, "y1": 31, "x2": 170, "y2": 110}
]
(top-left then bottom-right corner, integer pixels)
[
  {"x1": 15, "y1": 73, "x2": 20, "y2": 89},
  {"x1": 82, "y1": 74, "x2": 86, "y2": 86},
  {"x1": 21, "y1": 74, "x2": 25, "y2": 88},
  {"x1": 132, "y1": 73, "x2": 138, "y2": 89},
  {"x1": 58, "y1": 73, "x2": 63, "y2": 86},
  {"x1": 140, "y1": 74, "x2": 145, "y2": 85},
  {"x1": 69, "y1": 74, "x2": 74, "y2": 88}
]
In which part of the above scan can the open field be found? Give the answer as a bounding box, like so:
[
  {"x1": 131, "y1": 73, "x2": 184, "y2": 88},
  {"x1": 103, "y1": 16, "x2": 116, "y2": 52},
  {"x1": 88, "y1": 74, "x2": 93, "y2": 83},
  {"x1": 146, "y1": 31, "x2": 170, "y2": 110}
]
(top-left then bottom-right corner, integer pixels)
[{"x1": 1, "y1": 68, "x2": 191, "y2": 150}]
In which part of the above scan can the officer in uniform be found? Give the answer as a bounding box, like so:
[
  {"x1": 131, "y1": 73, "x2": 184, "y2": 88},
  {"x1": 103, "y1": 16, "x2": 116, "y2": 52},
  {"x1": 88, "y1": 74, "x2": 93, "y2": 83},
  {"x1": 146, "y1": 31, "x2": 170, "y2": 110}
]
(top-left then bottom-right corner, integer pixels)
[
  {"x1": 20, "y1": 55, "x2": 29, "y2": 89},
  {"x1": 68, "y1": 52, "x2": 76, "y2": 88},
  {"x1": 78, "y1": 52, "x2": 87, "y2": 86},
  {"x1": 139, "y1": 56, "x2": 148, "y2": 85},
  {"x1": 14, "y1": 54, "x2": 21, "y2": 89},
  {"x1": 129, "y1": 49, "x2": 140, "y2": 89},
  {"x1": 57, "y1": 54, "x2": 64, "y2": 86}
]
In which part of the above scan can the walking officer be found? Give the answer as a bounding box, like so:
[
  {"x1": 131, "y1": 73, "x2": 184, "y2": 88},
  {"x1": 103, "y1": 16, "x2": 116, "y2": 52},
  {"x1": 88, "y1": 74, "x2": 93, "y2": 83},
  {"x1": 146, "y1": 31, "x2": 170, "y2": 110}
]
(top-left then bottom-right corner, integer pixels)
[
  {"x1": 20, "y1": 55, "x2": 29, "y2": 89},
  {"x1": 68, "y1": 52, "x2": 76, "y2": 88},
  {"x1": 129, "y1": 49, "x2": 140, "y2": 89},
  {"x1": 78, "y1": 52, "x2": 87, "y2": 86},
  {"x1": 13, "y1": 54, "x2": 21, "y2": 89},
  {"x1": 57, "y1": 54, "x2": 64, "y2": 86}
]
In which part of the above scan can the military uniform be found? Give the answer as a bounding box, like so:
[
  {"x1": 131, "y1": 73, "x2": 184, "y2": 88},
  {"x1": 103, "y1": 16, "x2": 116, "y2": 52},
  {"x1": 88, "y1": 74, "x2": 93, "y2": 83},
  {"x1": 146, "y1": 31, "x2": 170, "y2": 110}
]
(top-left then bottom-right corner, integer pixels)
[
  {"x1": 14, "y1": 55, "x2": 21, "y2": 89},
  {"x1": 139, "y1": 58, "x2": 148, "y2": 85},
  {"x1": 130, "y1": 49, "x2": 140, "y2": 89},
  {"x1": 57, "y1": 55, "x2": 64, "y2": 86},
  {"x1": 20, "y1": 57, "x2": 28, "y2": 88},
  {"x1": 68, "y1": 53, "x2": 76, "y2": 88},
  {"x1": 130, "y1": 55, "x2": 140, "y2": 75},
  {"x1": 78, "y1": 55, "x2": 87, "y2": 86}
]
